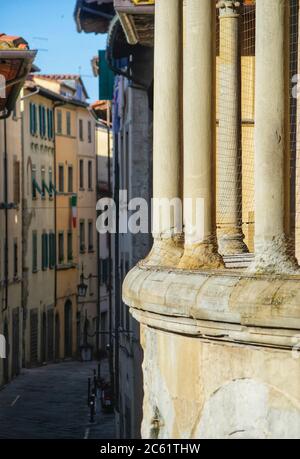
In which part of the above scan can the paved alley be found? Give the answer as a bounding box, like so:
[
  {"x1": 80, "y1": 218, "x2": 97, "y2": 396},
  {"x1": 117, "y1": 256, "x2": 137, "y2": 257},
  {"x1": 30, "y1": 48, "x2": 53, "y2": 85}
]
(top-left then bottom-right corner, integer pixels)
[{"x1": 0, "y1": 360, "x2": 115, "y2": 439}]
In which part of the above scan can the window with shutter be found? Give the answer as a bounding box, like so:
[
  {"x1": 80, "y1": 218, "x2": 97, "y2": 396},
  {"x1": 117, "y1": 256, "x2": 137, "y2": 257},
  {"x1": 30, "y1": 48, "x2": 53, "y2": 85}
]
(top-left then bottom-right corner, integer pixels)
[
  {"x1": 39, "y1": 105, "x2": 43, "y2": 137},
  {"x1": 67, "y1": 231, "x2": 73, "y2": 261},
  {"x1": 45, "y1": 233, "x2": 49, "y2": 268},
  {"x1": 68, "y1": 166, "x2": 73, "y2": 193},
  {"x1": 49, "y1": 232, "x2": 55, "y2": 269},
  {"x1": 88, "y1": 120, "x2": 92, "y2": 143},
  {"x1": 66, "y1": 111, "x2": 71, "y2": 136},
  {"x1": 58, "y1": 232, "x2": 64, "y2": 264},
  {"x1": 88, "y1": 160, "x2": 92, "y2": 190},
  {"x1": 88, "y1": 220, "x2": 93, "y2": 252},
  {"x1": 57, "y1": 110, "x2": 62, "y2": 134},
  {"x1": 32, "y1": 165, "x2": 37, "y2": 199},
  {"x1": 80, "y1": 221, "x2": 85, "y2": 253},
  {"x1": 79, "y1": 119, "x2": 83, "y2": 141},
  {"x1": 32, "y1": 231, "x2": 37, "y2": 273},
  {"x1": 79, "y1": 159, "x2": 84, "y2": 189},
  {"x1": 13, "y1": 160, "x2": 20, "y2": 204},
  {"x1": 29, "y1": 103, "x2": 33, "y2": 134},
  {"x1": 13, "y1": 239, "x2": 18, "y2": 278},
  {"x1": 33, "y1": 104, "x2": 37, "y2": 135},
  {"x1": 58, "y1": 165, "x2": 64, "y2": 193},
  {"x1": 41, "y1": 233, "x2": 49, "y2": 270},
  {"x1": 43, "y1": 106, "x2": 46, "y2": 138}
]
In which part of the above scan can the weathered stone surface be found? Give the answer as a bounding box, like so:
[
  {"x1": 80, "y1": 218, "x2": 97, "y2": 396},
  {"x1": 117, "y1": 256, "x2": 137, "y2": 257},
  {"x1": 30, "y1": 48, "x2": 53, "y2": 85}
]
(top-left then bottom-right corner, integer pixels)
[
  {"x1": 124, "y1": 264, "x2": 300, "y2": 438},
  {"x1": 139, "y1": 326, "x2": 300, "y2": 439}
]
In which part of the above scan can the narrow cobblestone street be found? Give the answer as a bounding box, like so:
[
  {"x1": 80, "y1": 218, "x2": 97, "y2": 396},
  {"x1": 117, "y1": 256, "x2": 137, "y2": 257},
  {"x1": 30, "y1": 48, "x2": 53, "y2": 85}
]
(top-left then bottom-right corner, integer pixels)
[{"x1": 0, "y1": 360, "x2": 115, "y2": 439}]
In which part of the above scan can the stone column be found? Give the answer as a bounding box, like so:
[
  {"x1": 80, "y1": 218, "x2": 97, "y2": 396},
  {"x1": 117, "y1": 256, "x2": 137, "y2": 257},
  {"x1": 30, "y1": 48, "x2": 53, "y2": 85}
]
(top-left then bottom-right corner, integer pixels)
[
  {"x1": 178, "y1": 0, "x2": 223, "y2": 269},
  {"x1": 144, "y1": 0, "x2": 183, "y2": 267},
  {"x1": 252, "y1": 0, "x2": 297, "y2": 273},
  {"x1": 217, "y1": 0, "x2": 248, "y2": 255}
]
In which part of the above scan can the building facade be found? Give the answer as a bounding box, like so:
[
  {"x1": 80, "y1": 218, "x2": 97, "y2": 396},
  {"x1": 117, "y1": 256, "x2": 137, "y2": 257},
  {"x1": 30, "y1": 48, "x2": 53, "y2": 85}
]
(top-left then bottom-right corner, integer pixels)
[
  {"x1": 0, "y1": 101, "x2": 23, "y2": 385},
  {"x1": 77, "y1": 104, "x2": 99, "y2": 354},
  {"x1": 21, "y1": 82, "x2": 57, "y2": 367},
  {"x1": 0, "y1": 68, "x2": 101, "y2": 386}
]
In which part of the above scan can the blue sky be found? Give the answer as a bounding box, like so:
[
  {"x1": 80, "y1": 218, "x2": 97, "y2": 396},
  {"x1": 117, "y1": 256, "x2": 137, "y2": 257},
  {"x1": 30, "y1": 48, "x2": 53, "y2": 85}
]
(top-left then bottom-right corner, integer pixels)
[{"x1": 0, "y1": 0, "x2": 107, "y2": 101}]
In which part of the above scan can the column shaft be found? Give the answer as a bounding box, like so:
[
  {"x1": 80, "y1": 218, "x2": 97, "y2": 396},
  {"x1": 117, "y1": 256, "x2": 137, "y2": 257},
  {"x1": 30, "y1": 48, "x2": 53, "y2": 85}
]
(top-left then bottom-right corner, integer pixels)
[
  {"x1": 145, "y1": 0, "x2": 183, "y2": 267},
  {"x1": 178, "y1": 0, "x2": 223, "y2": 269},
  {"x1": 217, "y1": 1, "x2": 248, "y2": 255},
  {"x1": 253, "y1": 0, "x2": 296, "y2": 272}
]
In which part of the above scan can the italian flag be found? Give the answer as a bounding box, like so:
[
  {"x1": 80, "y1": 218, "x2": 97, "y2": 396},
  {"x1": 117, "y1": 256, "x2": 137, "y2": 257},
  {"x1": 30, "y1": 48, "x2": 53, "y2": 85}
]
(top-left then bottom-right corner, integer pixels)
[{"x1": 70, "y1": 195, "x2": 77, "y2": 228}]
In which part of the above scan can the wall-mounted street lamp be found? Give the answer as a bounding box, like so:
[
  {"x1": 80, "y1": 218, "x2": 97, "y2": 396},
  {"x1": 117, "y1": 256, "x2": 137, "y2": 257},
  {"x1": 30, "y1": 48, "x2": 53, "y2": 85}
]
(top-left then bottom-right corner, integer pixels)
[{"x1": 77, "y1": 264, "x2": 88, "y2": 298}]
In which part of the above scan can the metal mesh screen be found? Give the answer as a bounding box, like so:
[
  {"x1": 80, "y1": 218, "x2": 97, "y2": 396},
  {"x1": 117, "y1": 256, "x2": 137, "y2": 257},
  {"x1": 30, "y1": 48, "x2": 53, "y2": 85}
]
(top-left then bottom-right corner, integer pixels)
[{"x1": 216, "y1": 0, "x2": 300, "y2": 263}]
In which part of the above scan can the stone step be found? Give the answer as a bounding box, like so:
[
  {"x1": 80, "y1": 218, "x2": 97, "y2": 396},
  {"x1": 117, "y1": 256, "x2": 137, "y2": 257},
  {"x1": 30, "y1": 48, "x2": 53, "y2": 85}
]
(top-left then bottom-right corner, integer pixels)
[{"x1": 223, "y1": 253, "x2": 254, "y2": 269}]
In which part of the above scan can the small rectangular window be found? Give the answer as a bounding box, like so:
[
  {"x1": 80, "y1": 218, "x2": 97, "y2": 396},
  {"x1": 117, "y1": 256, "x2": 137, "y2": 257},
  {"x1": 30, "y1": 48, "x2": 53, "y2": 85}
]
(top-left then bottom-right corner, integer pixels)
[
  {"x1": 39, "y1": 105, "x2": 43, "y2": 137},
  {"x1": 13, "y1": 160, "x2": 20, "y2": 204},
  {"x1": 32, "y1": 231, "x2": 37, "y2": 273},
  {"x1": 79, "y1": 119, "x2": 83, "y2": 141},
  {"x1": 67, "y1": 231, "x2": 73, "y2": 261},
  {"x1": 58, "y1": 232, "x2": 64, "y2": 264},
  {"x1": 32, "y1": 165, "x2": 37, "y2": 199},
  {"x1": 42, "y1": 233, "x2": 49, "y2": 270},
  {"x1": 30, "y1": 103, "x2": 37, "y2": 135},
  {"x1": 68, "y1": 166, "x2": 73, "y2": 193},
  {"x1": 58, "y1": 165, "x2": 64, "y2": 193},
  {"x1": 88, "y1": 161, "x2": 93, "y2": 190},
  {"x1": 88, "y1": 221, "x2": 93, "y2": 252},
  {"x1": 57, "y1": 109, "x2": 62, "y2": 134},
  {"x1": 88, "y1": 120, "x2": 92, "y2": 143},
  {"x1": 80, "y1": 221, "x2": 85, "y2": 253},
  {"x1": 47, "y1": 108, "x2": 53, "y2": 139},
  {"x1": 66, "y1": 111, "x2": 71, "y2": 136},
  {"x1": 79, "y1": 159, "x2": 84, "y2": 189},
  {"x1": 41, "y1": 166, "x2": 46, "y2": 199},
  {"x1": 13, "y1": 240, "x2": 18, "y2": 278},
  {"x1": 49, "y1": 232, "x2": 55, "y2": 269},
  {"x1": 100, "y1": 259, "x2": 108, "y2": 285}
]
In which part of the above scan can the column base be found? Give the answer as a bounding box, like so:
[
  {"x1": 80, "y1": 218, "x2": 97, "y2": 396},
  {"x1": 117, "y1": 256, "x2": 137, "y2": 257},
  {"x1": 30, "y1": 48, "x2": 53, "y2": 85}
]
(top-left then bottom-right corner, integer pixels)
[
  {"x1": 249, "y1": 235, "x2": 299, "y2": 275},
  {"x1": 218, "y1": 228, "x2": 249, "y2": 256},
  {"x1": 142, "y1": 235, "x2": 184, "y2": 268},
  {"x1": 177, "y1": 240, "x2": 224, "y2": 270}
]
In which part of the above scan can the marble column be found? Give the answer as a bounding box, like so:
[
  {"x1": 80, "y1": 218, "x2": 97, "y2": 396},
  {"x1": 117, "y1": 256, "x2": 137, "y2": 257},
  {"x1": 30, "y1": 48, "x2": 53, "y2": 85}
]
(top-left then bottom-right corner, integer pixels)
[
  {"x1": 144, "y1": 0, "x2": 183, "y2": 267},
  {"x1": 178, "y1": 0, "x2": 223, "y2": 269},
  {"x1": 252, "y1": 0, "x2": 297, "y2": 273},
  {"x1": 217, "y1": 0, "x2": 248, "y2": 255}
]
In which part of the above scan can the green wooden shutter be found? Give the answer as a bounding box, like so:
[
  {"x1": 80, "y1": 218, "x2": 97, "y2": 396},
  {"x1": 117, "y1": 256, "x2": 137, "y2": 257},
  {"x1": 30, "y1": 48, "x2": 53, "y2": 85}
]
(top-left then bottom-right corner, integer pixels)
[
  {"x1": 29, "y1": 103, "x2": 33, "y2": 134},
  {"x1": 47, "y1": 108, "x2": 51, "y2": 140},
  {"x1": 43, "y1": 106, "x2": 46, "y2": 137},
  {"x1": 50, "y1": 110, "x2": 53, "y2": 139},
  {"x1": 34, "y1": 104, "x2": 37, "y2": 134},
  {"x1": 39, "y1": 105, "x2": 42, "y2": 137},
  {"x1": 99, "y1": 50, "x2": 114, "y2": 101}
]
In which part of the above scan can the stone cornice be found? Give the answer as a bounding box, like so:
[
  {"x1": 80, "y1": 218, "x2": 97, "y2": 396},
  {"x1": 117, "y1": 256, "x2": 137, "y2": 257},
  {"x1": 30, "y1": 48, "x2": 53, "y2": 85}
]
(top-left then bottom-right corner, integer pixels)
[{"x1": 123, "y1": 264, "x2": 300, "y2": 349}]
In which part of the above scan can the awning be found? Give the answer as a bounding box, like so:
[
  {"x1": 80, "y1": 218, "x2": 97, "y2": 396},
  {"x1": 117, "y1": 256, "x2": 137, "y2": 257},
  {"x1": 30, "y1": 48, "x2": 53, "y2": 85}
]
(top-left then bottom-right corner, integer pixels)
[
  {"x1": 0, "y1": 34, "x2": 37, "y2": 119},
  {"x1": 74, "y1": 0, "x2": 114, "y2": 33}
]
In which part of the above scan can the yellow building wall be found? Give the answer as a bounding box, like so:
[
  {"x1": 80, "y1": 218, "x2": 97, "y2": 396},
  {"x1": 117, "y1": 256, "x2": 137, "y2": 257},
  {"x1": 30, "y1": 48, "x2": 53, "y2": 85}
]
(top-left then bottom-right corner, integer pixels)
[
  {"x1": 22, "y1": 90, "x2": 56, "y2": 367},
  {"x1": 56, "y1": 105, "x2": 78, "y2": 358},
  {"x1": 0, "y1": 100, "x2": 22, "y2": 384}
]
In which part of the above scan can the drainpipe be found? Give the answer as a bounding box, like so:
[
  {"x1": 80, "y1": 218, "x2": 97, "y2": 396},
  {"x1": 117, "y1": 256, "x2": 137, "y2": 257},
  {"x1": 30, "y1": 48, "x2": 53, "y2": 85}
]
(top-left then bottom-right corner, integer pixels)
[{"x1": 3, "y1": 118, "x2": 8, "y2": 313}]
